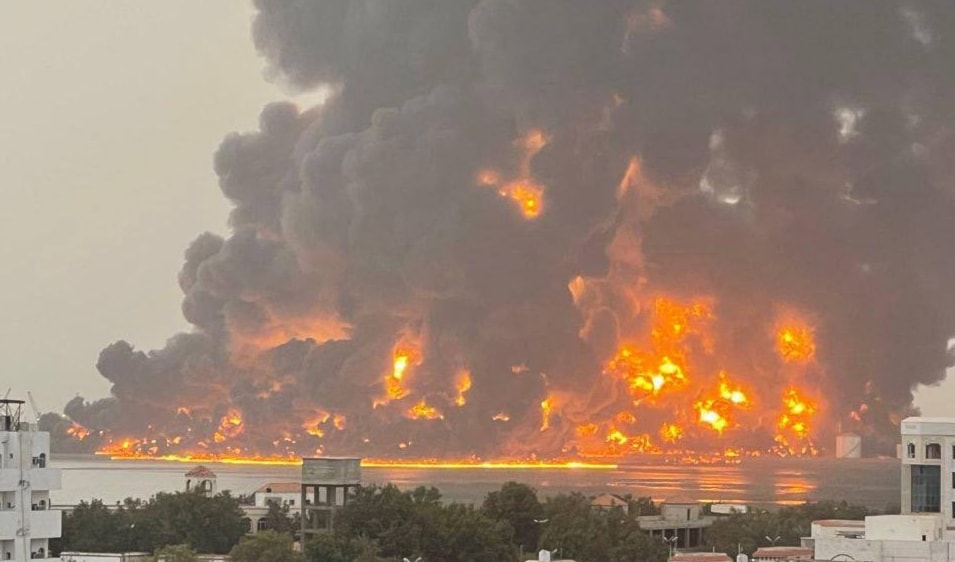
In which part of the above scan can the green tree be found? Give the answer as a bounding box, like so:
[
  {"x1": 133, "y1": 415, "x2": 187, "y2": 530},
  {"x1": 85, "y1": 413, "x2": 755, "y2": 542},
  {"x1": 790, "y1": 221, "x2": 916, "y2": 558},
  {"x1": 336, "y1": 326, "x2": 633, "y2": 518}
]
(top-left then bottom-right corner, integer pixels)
[
  {"x1": 60, "y1": 499, "x2": 126, "y2": 553},
  {"x1": 134, "y1": 491, "x2": 248, "y2": 554},
  {"x1": 230, "y1": 530, "x2": 305, "y2": 562},
  {"x1": 153, "y1": 544, "x2": 199, "y2": 562},
  {"x1": 629, "y1": 496, "x2": 659, "y2": 516},
  {"x1": 305, "y1": 533, "x2": 348, "y2": 562},
  {"x1": 537, "y1": 493, "x2": 667, "y2": 562},
  {"x1": 704, "y1": 500, "x2": 873, "y2": 557},
  {"x1": 262, "y1": 501, "x2": 298, "y2": 536},
  {"x1": 306, "y1": 534, "x2": 382, "y2": 562},
  {"x1": 481, "y1": 482, "x2": 543, "y2": 552}
]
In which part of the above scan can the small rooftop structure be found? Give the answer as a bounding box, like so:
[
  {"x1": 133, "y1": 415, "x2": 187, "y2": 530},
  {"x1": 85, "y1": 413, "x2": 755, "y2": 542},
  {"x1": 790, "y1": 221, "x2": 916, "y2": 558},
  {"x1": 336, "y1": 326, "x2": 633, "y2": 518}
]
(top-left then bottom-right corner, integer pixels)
[
  {"x1": 810, "y1": 519, "x2": 865, "y2": 539},
  {"x1": 591, "y1": 493, "x2": 629, "y2": 514},
  {"x1": 184, "y1": 465, "x2": 217, "y2": 496},
  {"x1": 0, "y1": 398, "x2": 26, "y2": 431},
  {"x1": 185, "y1": 465, "x2": 216, "y2": 478},
  {"x1": 637, "y1": 496, "x2": 714, "y2": 550},
  {"x1": 256, "y1": 482, "x2": 301, "y2": 494}
]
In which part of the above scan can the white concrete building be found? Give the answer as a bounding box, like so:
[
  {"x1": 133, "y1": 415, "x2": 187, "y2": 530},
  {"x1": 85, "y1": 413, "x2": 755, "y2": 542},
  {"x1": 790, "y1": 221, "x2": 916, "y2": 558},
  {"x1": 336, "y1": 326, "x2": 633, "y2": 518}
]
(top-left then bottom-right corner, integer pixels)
[
  {"x1": 0, "y1": 399, "x2": 62, "y2": 561},
  {"x1": 241, "y1": 482, "x2": 301, "y2": 534},
  {"x1": 804, "y1": 417, "x2": 955, "y2": 561},
  {"x1": 899, "y1": 417, "x2": 955, "y2": 523}
]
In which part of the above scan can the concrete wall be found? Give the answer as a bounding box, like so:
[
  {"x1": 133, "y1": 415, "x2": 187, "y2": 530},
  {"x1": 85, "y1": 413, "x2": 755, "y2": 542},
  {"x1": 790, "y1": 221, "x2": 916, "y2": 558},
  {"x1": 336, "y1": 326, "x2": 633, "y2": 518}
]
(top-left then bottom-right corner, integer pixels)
[
  {"x1": 61, "y1": 553, "x2": 151, "y2": 562},
  {"x1": 814, "y1": 537, "x2": 955, "y2": 562},
  {"x1": 810, "y1": 520, "x2": 865, "y2": 539},
  {"x1": 867, "y1": 514, "x2": 944, "y2": 541},
  {"x1": 254, "y1": 491, "x2": 299, "y2": 508}
]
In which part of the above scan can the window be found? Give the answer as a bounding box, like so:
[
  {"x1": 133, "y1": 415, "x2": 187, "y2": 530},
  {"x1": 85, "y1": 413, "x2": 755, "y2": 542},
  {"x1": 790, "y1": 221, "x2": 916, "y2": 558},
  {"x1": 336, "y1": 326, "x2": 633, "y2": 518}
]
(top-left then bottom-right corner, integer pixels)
[
  {"x1": 912, "y1": 465, "x2": 941, "y2": 513},
  {"x1": 908, "y1": 443, "x2": 916, "y2": 458},
  {"x1": 257, "y1": 518, "x2": 270, "y2": 531},
  {"x1": 927, "y1": 444, "x2": 942, "y2": 459}
]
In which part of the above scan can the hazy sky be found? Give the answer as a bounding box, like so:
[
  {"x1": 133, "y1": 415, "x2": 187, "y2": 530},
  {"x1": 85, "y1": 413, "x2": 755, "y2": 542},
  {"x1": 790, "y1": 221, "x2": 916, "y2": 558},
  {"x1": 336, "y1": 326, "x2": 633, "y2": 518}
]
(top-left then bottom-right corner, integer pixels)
[
  {"x1": 0, "y1": 2, "x2": 321, "y2": 413},
  {"x1": 0, "y1": 1, "x2": 950, "y2": 419}
]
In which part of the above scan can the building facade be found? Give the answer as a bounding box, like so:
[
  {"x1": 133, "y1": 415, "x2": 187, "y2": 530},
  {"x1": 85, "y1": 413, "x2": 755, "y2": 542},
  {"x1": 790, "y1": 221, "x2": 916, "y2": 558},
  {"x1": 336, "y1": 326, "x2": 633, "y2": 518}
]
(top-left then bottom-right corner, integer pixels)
[
  {"x1": 300, "y1": 457, "x2": 361, "y2": 537},
  {"x1": 0, "y1": 399, "x2": 61, "y2": 561},
  {"x1": 242, "y1": 482, "x2": 301, "y2": 534},
  {"x1": 802, "y1": 417, "x2": 955, "y2": 561},
  {"x1": 637, "y1": 497, "x2": 714, "y2": 550},
  {"x1": 900, "y1": 417, "x2": 955, "y2": 523}
]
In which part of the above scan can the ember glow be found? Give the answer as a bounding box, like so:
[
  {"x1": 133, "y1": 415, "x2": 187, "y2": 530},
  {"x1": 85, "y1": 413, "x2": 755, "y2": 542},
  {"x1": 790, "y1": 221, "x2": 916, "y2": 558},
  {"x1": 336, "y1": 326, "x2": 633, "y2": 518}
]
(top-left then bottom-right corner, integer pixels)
[{"x1": 62, "y1": 2, "x2": 955, "y2": 464}]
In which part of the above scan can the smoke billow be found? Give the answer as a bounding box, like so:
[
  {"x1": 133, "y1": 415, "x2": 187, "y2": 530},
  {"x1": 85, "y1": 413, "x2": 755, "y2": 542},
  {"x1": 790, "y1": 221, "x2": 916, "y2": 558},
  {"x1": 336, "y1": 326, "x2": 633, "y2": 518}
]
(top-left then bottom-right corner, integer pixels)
[{"x1": 63, "y1": 1, "x2": 955, "y2": 458}]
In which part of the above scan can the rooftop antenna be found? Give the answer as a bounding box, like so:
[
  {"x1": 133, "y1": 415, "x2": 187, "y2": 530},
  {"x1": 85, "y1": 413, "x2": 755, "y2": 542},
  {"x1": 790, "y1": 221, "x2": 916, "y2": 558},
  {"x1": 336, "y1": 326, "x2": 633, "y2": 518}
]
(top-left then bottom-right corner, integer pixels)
[{"x1": 26, "y1": 391, "x2": 41, "y2": 425}]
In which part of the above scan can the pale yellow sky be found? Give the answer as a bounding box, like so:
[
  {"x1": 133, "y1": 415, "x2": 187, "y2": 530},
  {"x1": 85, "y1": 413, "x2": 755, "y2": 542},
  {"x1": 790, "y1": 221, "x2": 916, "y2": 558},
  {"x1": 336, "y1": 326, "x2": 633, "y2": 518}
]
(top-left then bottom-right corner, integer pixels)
[
  {"x1": 0, "y1": 1, "x2": 949, "y2": 421},
  {"x1": 0, "y1": 2, "x2": 320, "y2": 411}
]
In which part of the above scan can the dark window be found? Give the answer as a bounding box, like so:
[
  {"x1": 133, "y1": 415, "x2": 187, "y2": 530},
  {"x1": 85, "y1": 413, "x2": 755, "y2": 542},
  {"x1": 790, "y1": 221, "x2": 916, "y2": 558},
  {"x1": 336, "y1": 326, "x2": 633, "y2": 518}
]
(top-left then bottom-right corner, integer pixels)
[
  {"x1": 912, "y1": 465, "x2": 941, "y2": 513},
  {"x1": 908, "y1": 443, "x2": 916, "y2": 458},
  {"x1": 257, "y1": 518, "x2": 270, "y2": 531},
  {"x1": 927, "y1": 444, "x2": 942, "y2": 459}
]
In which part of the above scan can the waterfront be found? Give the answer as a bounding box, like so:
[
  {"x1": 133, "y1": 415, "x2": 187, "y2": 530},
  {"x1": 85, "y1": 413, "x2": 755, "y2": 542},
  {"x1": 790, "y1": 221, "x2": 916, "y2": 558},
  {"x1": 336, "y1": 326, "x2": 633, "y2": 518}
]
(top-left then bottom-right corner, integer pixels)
[{"x1": 50, "y1": 456, "x2": 900, "y2": 510}]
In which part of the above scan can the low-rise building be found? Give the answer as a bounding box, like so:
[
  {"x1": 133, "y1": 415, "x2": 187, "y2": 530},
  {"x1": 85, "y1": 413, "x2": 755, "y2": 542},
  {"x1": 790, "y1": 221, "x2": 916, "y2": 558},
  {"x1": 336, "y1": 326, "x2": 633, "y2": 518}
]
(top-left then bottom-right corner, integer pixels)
[
  {"x1": 751, "y1": 546, "x2": 812, "y2": 560},
  {"x1": 591, "y1": 493, "x2": 629, "y2": 515},
  {"x1": 637, "y1": 497, "x2": 714, "y2": 549},
  {"x1": 242, "y1": 482, "x2": 300, "y2": 534}
]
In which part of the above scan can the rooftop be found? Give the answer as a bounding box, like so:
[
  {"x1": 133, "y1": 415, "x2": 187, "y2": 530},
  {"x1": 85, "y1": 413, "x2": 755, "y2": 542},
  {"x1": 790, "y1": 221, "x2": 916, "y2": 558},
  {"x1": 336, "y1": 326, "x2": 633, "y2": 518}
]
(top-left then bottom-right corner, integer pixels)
[
  {"x1": 813, "y1": 519, "x2": 865, "y2": 528},
  {"x1": 185, "y1": 465, "x2": 216, "y2": 478},
  {"x1": 669, "y1": 553, "x2": 732, "y2": 562},
  {"x1": 256, "y1": 482, "x2": 301, "y2": 494},
  {"x1": 752, "y1": 546, "x2": 813, "y2": 559}
]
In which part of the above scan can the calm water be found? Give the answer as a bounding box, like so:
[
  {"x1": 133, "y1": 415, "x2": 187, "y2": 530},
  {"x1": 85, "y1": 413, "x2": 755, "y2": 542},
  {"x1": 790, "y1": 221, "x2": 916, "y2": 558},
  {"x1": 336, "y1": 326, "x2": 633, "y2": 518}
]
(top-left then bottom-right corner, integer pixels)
[{"x1": 49, "y1": 456, "x2": 900, "y2": 510}]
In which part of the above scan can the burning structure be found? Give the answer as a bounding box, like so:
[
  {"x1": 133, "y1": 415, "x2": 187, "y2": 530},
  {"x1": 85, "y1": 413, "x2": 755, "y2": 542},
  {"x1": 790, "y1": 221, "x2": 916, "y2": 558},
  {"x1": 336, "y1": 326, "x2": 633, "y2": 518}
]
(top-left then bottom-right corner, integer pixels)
[{"x1": 57, "y1": 1, "x2": 955, "y2": 462}]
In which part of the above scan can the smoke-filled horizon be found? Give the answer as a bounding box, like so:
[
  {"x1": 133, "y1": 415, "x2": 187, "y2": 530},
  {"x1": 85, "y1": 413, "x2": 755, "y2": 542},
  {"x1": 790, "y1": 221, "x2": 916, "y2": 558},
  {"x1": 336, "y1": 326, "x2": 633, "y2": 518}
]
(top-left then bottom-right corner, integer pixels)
[{"x1": 60, "y1": 1, "x2": 955, "y2": 459}]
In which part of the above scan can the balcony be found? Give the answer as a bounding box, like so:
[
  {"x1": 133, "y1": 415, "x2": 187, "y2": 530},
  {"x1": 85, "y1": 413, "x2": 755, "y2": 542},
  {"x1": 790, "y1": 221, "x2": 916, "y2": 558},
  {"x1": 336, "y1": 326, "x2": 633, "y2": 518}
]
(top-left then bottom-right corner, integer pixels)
[
  {"x1": 0, "y1": 510, "x2": 61, "y2": 539},
  {"x1": 0, "y1": 469, "x2": 60, "y2": 493}
]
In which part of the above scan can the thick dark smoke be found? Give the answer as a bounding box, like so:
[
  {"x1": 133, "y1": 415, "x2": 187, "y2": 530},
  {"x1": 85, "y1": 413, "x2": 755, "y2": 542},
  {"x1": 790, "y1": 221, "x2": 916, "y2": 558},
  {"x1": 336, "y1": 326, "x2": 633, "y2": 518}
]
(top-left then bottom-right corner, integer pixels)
[{"x1": 61, "y1": 1, "x2": 955, "y2": 458}]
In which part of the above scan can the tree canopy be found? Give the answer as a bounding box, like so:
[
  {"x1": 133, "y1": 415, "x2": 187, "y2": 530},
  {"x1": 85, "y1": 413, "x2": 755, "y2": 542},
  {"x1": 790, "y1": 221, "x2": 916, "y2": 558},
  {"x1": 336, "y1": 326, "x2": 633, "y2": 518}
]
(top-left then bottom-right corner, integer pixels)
[
  {"x1": 58, "y1": 491, "x2": 249, "y2": 555},
  {"x1": 230, "y1": 530, "x2": 305, "y2": 562}
]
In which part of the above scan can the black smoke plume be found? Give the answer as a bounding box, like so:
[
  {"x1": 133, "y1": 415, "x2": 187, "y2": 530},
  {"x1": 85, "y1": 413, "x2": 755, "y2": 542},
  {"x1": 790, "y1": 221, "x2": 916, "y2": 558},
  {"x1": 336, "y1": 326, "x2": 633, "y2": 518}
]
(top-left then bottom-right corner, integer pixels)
[{"x1": 61, "y1": 1, "x2": 955, "y2": 458}]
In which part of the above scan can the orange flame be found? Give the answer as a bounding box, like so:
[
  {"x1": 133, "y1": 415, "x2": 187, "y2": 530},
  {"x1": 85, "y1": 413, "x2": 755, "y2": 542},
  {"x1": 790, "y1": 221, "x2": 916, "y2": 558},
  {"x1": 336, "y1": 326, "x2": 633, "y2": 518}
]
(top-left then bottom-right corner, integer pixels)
[
  {"x1": 66, "y1": 423, "x2": 91, "y2": 441},
  {"x1": 406, "y1": 400, "x2": 444, "y2": 421},
  {"x1": 775, "y1": 312, "x2": 816, "y2": 363},
  {"x1": 379, "y1": 346, "x2": 418, "y2": 406},
  {"x1": 477, "y1": 130, "x2": 548, "y2": 219},
  {"x1": 540, "y1": 397, "x2": 554, "y2": 431},
  {"x1": 454, "y1": 370, "x2": 472, "y2": 407}
]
